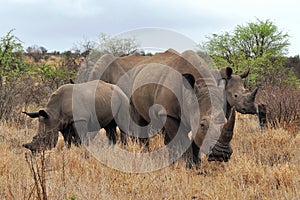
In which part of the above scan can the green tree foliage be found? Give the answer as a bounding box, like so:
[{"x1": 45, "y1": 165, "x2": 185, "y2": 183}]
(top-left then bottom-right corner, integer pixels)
[
  {"x1": 201, "y1": 19, "x2": 295, "y2": 86},
  {"x1": 0, "y1": 30, "x2": 76, "y2": 122},
  {"x1": 0, "y1": 29, "x2": 25, "y2": 82}
]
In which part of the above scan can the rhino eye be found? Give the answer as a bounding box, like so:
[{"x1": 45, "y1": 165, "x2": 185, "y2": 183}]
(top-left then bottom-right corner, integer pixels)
[
  {"x1": 200, "y1": 120, "x2": 207, "y2": 130},
  {"x1": 234, "y1": 94, "x2": 238, "y2": 98}
]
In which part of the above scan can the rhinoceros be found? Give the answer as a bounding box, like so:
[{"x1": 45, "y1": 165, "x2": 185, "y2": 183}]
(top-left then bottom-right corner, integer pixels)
[
  {"x1": 127, "y1": 63, "x2": 235, "y2": 167},
  {"x1": 87, "y1": 49, "x2": 235, "y2": 167},
  {"x1": 23, "y1": 80, "x2": 129, "y2": 153}
]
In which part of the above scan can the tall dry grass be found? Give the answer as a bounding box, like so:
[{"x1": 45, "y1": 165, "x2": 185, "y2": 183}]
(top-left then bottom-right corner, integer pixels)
[{"x1": 0, "y1": 114, "x2": 299, "y2": 199}]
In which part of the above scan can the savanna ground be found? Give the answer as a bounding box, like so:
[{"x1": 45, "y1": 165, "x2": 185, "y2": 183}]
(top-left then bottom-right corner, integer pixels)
[{"x1": 0, "y1": 113, "x2": 299, "y2": 200}]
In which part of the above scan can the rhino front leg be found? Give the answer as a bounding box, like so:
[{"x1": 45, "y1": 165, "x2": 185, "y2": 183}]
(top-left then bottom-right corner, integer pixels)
[
  {"x1": 73, "y1": 120, "x2": 89, "y2": 146},
  {"x1": 163, "y1": 117, "x2": 191, "y2": 166},
  {"x1": 61, "y1": 125, "x2": 74, "y2": 148},
  {"x1": 191, "y1": 141, "x2": 200, "y2": 169},
  {"x1": 119, "y1": 129, "x2": 128, "y2": 146},
  {"x1": 104, "y1": 120, "x2": 117, "y2": 145}
]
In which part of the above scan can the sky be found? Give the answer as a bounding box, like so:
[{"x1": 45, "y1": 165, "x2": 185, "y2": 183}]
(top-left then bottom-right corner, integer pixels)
[{"x1": 0, "y1": 0, "x2": 299, "y2": 56}]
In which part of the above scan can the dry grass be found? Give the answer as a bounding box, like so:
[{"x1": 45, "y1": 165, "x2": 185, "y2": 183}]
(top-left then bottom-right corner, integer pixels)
[{"x1": 0, "y1": 114, "x2": 300, "y2": 200}]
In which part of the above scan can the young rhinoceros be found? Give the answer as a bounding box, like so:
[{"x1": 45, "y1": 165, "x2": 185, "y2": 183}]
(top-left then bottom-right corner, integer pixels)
[{"x1": 23, "y1": 80, "x2": 130, "y2": 153}]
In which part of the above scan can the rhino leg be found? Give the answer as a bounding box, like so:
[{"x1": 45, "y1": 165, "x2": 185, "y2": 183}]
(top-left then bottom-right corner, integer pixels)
[
  {"x1": 191, "y1": 141, "x2": 200, "y2": 168},
  {"x1": 129, "y1": 104, "x2": 150, "y2": 149},
  {"x1": 163, "y1": 117, "x2": 192, "y2": 166},
  {"x1": 104, "y1": 120, "x2": 117, "y2": 145},
  {"x1": 258, "y1": 104, "x2": 267, "y2": 129},
  {"x1": 74, "y1": 121, "x2": 89, "y2": 146},
  {"x1": 61, "y1": 125, "x2": 73, "y2": 148},
  {"x1": 119, "y1": 128, "x2": 128, "y2": 146},
  {"x1": 184, "y1": 141, "x2": 201, "y2": 169}
]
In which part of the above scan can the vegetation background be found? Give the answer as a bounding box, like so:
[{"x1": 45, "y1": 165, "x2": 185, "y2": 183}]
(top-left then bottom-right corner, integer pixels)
[{"x1": 0, "y1": 19, "x2": 299, "y2": 199}]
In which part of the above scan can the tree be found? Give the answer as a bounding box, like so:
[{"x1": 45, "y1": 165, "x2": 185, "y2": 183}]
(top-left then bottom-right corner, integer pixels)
[
  {"x1": 0, "y1": 30, "x2": 26, "y2": 121},
  {"x1": 75, "y1": 34, "x2": 139, "y2": 83},
  {"x1": 26, "y1": 45, "x2": 48, "y2": 62},
  {"x1": 0, "y1": 29, "x2": 24, "y2": 73},
  {"x1": 201, "y1": 19, "x2": 294, "y2": 85},
  {"x1": 97, "y1": 33, "x2": 138, "y2": 57},
  {"x1": 73, "y1": 37, "x2": 96, "y2": 58}
]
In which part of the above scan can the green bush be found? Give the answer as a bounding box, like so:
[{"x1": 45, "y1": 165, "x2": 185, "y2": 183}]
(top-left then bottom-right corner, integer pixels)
[{"x1": 0, "y1": 30, "x2": 76, "y2": 123}]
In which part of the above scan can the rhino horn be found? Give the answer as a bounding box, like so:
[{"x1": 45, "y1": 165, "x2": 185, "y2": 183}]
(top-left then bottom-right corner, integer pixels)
[
  {"x1": 220, "y1": 107, "x2": 236, "y2": 143},
  {"x1": 207, "y1": 108, "x2": 236, "y2": 162},
  {"x1": 239, "y1": 68, "x2": 250, "y2": 79},
  {"x1": 250, "y1": 87, "x2": 259, "y2": 101},
  {"x1": 22, "y1": 111, "x2": 39, "y2": 118}
]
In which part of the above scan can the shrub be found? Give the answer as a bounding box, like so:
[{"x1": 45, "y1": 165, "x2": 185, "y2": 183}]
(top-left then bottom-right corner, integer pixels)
[
  {"x1": 0, "y1": 30, "x2": 76, "y2": 123},
  {"x1": 257, "y1": 84, "x2": 300, "y2": 130}
]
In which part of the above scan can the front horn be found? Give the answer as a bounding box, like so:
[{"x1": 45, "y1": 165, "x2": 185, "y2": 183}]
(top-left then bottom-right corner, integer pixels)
[
  {"x1": 250, "y1": 87, "x2": 259, "y2": 101},
  {"x1": 220, "y1": 107, "x2": 236, "y2": 144}
]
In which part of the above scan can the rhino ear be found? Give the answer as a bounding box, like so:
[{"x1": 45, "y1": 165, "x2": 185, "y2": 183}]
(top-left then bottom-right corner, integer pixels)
[
  {"x1": 220, "y1": 67, "x2": 233, "y2": 79},
  {"x1": 239, "y1": 68, "x2": 250, "y2": 79},
  {"x1": 69, "y1": 79, "x2": 74, "y2": 84},
  {"x1": 225, "y1": 67, "x2": 233, "y2": 79},
  {"x1": 182, "y1": 73, "x2": 195, "y2": 89},
  {"x1": 38, "y1": 110, "x2": 49, "y2": 119}
]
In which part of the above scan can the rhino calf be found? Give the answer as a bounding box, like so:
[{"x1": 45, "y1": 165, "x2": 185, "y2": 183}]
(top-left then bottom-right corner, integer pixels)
[{"x1": 23, "y1": 80, "x2": 130, "y2": 153}]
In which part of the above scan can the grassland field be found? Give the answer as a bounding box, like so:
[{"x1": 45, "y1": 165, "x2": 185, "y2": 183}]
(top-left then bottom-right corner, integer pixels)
[{"x1": 0, "y1": 113, "x2": 299, "y2": 200}]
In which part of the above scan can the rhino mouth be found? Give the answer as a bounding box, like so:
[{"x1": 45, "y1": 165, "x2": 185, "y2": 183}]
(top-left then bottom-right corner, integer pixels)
[
  {"x1": 236, "y1": 106, "x2": 257, "y2": 115},
  {"x1": 207, "y1": 142, "x2": 233, "y2": 162},
  {"x1": 23, "y1": 142, "x2": 40, "y2": 154},
  {"x1": 23, "y1": 133, "x2": 58, "y2": 153}
]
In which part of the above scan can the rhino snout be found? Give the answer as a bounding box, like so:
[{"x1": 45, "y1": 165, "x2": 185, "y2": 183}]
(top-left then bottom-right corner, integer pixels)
[
  {"x1": 207, "y1": 143, "x2": 233, "y2": 162},
  {"x1": 23, "y1": 142, "x2": 38, "y2": 153}
]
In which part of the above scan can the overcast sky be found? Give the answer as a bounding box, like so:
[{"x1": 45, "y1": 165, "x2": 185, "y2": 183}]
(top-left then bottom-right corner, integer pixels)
[{"x1": 0, "y1": 0, "x2": 299, "y2": 56}]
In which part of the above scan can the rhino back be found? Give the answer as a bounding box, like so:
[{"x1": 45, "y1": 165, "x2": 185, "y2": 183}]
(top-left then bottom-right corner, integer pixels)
[{"x1": 46, "y1": 80, "x2": 116, "y2": 128}]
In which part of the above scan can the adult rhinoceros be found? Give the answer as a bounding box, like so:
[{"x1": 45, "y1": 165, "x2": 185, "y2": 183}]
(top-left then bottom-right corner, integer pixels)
[
  {"x1": 23, "y1": 80, "x2": 129, "y2": 153},
  {"x1": 127, "y1": 63, "x2": 236, "y2": 167}
]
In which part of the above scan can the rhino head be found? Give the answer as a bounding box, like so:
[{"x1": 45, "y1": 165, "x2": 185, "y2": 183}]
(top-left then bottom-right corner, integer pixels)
[
  {"x1": 23, "y1": 110, "x2": 59, "y2": 153},
  {"x1": 187, "y1": 76, "x2": 235, "y2": 164},
  {"x1": 219, "y1": 67, "x2": 258, "y2": 117}
]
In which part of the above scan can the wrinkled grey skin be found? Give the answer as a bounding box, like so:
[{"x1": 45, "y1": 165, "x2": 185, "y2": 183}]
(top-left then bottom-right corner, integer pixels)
[{"x1": 23, "y1": 80, "x2": 129, "y2": 153}]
